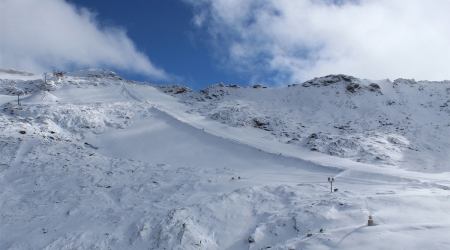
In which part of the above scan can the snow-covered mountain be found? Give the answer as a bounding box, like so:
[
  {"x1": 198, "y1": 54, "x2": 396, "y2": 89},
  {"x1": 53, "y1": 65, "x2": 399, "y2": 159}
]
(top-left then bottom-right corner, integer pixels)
[
  {"x1": 1, "y1": 69, "x2": 449, "y2": 249},
  {"x1": 159, "y1": 74, "x2": 450, "y2": 172}
]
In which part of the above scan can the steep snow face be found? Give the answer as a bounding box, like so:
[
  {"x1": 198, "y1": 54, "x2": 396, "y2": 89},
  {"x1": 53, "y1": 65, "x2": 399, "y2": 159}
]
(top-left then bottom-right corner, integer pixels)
[
  {"x1": 1, "y1": 71, "x2": 450, "y2": 249},
  {"x1": 161, "y1": 75, "x2": 450, "y2": 173}
]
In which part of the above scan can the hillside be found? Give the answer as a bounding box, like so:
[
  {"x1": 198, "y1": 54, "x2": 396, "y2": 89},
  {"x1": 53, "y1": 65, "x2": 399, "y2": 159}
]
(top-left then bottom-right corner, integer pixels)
[
  {"x1": 159, "y1": 75, "x2": 450, "y2": 173},
  {"x1": 0, "y1": 69, "x2": 449, "y2": 249}
]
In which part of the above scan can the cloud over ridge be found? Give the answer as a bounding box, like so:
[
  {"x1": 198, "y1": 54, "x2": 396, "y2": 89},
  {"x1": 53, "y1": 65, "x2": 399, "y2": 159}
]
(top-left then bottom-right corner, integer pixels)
[
  {"x1": 0, "y1": 0, "x2": 169, "y2": 80},
  {"x1": 186, "y1": 0, "x2": 450, "y2": 84}
]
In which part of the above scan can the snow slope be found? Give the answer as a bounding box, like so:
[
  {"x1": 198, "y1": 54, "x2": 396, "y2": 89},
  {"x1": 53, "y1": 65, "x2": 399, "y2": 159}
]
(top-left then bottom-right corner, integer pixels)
[
  {"x1": 159, "y1": 75, "x2": 450, "y2": 173},
  {"x1": 1, "y1": 70, "x2": 449, "y2": 249}
]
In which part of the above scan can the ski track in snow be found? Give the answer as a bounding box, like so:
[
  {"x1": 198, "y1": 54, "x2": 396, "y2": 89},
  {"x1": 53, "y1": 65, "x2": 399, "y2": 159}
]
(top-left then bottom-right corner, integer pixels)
[{"x1": 0, "y1": 70, "x2": 449, "y2": 249}]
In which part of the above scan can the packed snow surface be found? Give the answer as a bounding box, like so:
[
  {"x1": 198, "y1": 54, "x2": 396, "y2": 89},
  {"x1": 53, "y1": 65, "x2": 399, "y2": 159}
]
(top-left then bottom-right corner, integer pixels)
[{"x1": 1, "y1": 69, "x2": 449, "y2": 249}]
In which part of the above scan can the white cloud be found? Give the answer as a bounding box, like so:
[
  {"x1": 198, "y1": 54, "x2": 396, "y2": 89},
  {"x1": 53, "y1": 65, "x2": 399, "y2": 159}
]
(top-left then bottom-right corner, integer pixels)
[
  {"x1": 185, "y1": 0, "x2": 450, "y2": 84},
  {"x1": 0, "y1": 0, "x2": 169, "y2": 80}
]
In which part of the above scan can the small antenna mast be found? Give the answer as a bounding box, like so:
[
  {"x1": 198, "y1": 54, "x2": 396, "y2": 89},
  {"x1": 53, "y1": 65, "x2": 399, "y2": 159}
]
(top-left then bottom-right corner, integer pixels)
[{"x1": 327, "y1": 177, "x2": 335, "y2": 193}]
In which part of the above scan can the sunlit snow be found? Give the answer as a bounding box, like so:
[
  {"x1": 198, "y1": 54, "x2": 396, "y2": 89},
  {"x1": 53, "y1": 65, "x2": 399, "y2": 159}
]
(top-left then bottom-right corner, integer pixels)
[{"x1": 1, "y1": 69, "x2": 449, "y2": 249}]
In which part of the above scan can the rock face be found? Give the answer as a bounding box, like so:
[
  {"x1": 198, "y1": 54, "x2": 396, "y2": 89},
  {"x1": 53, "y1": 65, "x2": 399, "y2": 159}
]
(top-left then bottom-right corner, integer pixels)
[{"x1": 301, "y1": 74, "x2": 357, "y2": 87}]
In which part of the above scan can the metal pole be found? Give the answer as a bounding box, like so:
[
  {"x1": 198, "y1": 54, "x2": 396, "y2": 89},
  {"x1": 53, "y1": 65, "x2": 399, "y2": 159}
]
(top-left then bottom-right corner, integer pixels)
[{"x1": 328, "y1": 177, "x2": 334, "y2": 193}]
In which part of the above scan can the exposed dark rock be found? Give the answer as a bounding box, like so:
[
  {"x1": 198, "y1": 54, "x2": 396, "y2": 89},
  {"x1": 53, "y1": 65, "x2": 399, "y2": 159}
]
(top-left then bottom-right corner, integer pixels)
[
  {"x1": 252, "y1": 84, "x2": 264, "y2": 89},
  {"x1": 302, "y1": 74, "x2": 358, "y2": 87},
  {"x1": 253, "y1": 118, "x2": 269, "y2": 129},
  {"x1": 309, "y1": 133, "x2": 317, "y2": 139},
  {"x1": 157, "y1": 85, "x2": 195, "y2": 96},
  {"x1": 370, "y1": 83, "x2": 380, "y2": 90},
  {"x1": 346, "y1": 83, "x2": 360, "y2": 93},
  {"x1": 84, "y1": 142, "x2": 98, "y2": 149}
]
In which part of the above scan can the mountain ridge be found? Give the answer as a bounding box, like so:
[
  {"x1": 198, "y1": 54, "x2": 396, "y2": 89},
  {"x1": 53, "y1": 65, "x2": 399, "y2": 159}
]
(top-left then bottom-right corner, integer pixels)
[{"x1": 1, "y1": 70, "x2": 449, "y2": 172}]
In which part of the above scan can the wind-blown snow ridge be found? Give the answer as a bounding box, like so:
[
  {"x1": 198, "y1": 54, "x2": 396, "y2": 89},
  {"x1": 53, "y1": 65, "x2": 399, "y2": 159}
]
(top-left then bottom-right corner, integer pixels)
[{"x1": 1, "y1": 70, "x2": 449, "y2": 249}]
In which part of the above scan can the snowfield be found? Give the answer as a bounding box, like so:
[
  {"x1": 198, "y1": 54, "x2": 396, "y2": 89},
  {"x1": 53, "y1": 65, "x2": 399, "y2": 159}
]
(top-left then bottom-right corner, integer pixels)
[{"x1": 0, "y1": 69, "x2": 449, "y2": 249}]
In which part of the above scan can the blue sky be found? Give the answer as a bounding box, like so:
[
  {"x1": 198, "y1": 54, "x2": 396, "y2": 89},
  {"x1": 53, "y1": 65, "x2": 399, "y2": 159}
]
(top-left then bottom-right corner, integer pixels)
[
  {"x1": 1, "y1": 0, "x2": 450, "y2": 90},
  {"x1": 67, "y1": 0, "x2": 236, "y2": 90}
]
